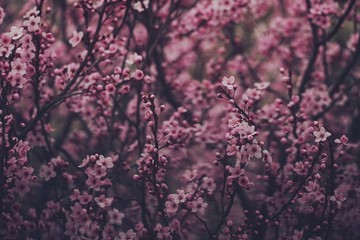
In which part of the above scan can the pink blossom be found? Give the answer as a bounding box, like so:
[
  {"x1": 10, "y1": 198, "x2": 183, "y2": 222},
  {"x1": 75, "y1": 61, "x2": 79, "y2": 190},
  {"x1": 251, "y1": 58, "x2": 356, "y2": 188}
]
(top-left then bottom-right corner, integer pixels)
[
  {"x1": 126, "y1": 52, "x2": 143, "y2": 65},
  {"x1": 335, "y1": 135, "x2": 348, "y2": 145},
  {"x1": 173, "y1": 190, "x2": 188, "y2": 204},
  {"x1": 70, "y1": 189, "x2": 80, "y2": 201},
  {"x1": 50, "y1": 156, "x2": 65, "y2": 167},
  {"x1": 108, "y1": 209, "x2": 125, "y2": 225},
  {"x1": 131, "y1": 69, "x2": 144, "y2": 80},
  {"x1": 191, "y1": 197, "x2": 208, "y2": 215},
  {"x1": 238, "y1": 176, "x2": 253, "y2": 189},
  {"x1": 305, "y1": 180, "x2": 318, "y2": 192},
  {"x1": 7, "y1": 27, "x2": 23, "y2": 40},
  {"x1": 0, "y1": 34, "x2": 14, "y2": 57},
  {"x1": 92, "y1": 0, "x2": 104, "y2": 8},
  {"x1": 240, "y1": 142, "x2": 262, "y2": 159},
  {"x1": 154, "y1": 224, "x2": 172, "y2": 240},
  {"x1": 7, "y1": 72, "x2": 27, "y2": 88},
  {"x1": 243, "y1": 88, "x2": 263, "y2": 101},
  {"x1": 79, "y1": 155, "x2": 90, "y2": 168},
  {"x1": 85, "y1": 174, "x2": 100, "y2": 188},
  {"x1": 228, "y1": 166, "x2": 245, "y2": 179},
  {"x1": 23, "y1": 7, "x2": 39, "y2": 19},
  {"x1": 293, "y1": 161, "x2": 306, "y2": 175},
  {"x1": 91, "y1": 164, "x2": 107, "y2": 178},
  {"x1": 70, "y1": 202, "x2": 87, "y2": 221},
  {"x1": 96, "y1": 155, "x2": 114, "y2": 168},
  {"x1": 78, "y1": 192, "x2": 93, "y2": 205},
  {"x1": 120, "y1": 85, "x2": 131, "y2": 94},
  {"x1": 222, "y1": 76, "x2": 236, "y2": 90},
  {"x1": 301, "y1": 86, "x2": 331, "y2": 116},
  {"x1": 182, "y1": 169, "x2": 198, "y2": 182},
  {"x1": 262, "y1": 150, "x2": 272, "y2": 163},
  {"x1": 105, "y1": 83, "x2": 116, "y2": 93},
  {"x1": 14, "y1": 180, "x2": 30, "y2": 196},
  {"x1": 254, "y1": 82, "x2": 270, "y2": 90},
  {"x1": 226, "y1": 144, "x2": 238, "y2": 156},
  {"x1": 69, "y1": 31, "x2": 84, "y2": 47},
  {"x1": 119, "y1": 229, "x2": 137, "y2": 240},
  {"x1": 292, "y1": 229, "x2": 303, "y2": 240},
  {"x1": 201, "y1": 176, "x2": 216, "y2": 193},
  {"x1": 94, "y1": 195, "x2": 113, "y2": 208},
  {"x1": 165, "y1": 197, "x2": 179, "y2": 216},
  {"x1": 133, "y1": 0, "x2": 149, "y2": 12},
  {"x1": 0, "y1": 1, "x2": 358, "y2": 239},
  {"x1": 330, "y1": 190, "x2": 346, "y2": 208},
  {"x1": 23, "y1": 15, "x2": 41, "y2": 32},
  {"x1": 313, "y1": 127, "x2": 331, "y2": 143},
  {"x1": 16, "y1": 166, "x2": 34, "y2": 181},
  {"x1": 39, "y1": 164, "x2": 56, "y2": 181},
  {"x1": 11, "y1": 58, "x2": 27, "y2": 76}
]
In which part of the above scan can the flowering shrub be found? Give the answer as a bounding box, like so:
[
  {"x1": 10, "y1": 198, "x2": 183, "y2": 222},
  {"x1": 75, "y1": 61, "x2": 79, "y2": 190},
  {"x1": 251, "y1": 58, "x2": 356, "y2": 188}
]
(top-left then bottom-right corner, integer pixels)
[{"x1": 0, "y1": 0, "x2": 359, "y2": 239}]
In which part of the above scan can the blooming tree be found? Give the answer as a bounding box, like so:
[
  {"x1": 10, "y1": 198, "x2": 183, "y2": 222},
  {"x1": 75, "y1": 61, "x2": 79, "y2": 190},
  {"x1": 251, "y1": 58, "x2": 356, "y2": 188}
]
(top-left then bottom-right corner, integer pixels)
[{"x1": 0, "y1": 0, "x2": 360, "y2": 239}]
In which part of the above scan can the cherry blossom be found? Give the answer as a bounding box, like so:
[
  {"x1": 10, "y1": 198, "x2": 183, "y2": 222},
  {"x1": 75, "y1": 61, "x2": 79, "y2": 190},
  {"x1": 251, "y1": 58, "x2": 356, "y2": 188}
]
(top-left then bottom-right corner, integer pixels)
[
  {"x1": 70, "y1": 202, "x2": 87, "y2": 221},
  {"x1": 14, "y1": 180, "x2": 30, "y2": 196},
  {"x1": 78, "y1": 192, "x2": 93, "y2": 205},
  {"x1": 6, "y1": 27, "x2": 24, "y2": 40},
  {"x1": 262, "y1": 150, "x2": 272, "y2": 163},
  {"x1": 88, "y1": 164, "x2": 107, "y2": 178},
  {"x1": 0, "y1": 35, "x2": 15, "y2": 58},
  {"x1": 238, "y1": 176, "x2": 253, "y2": 189},
  {"x1": 125, "y1": 52, "x2": 143, "y2": 65},
  {"x1": 133, "y1": 0, "x2": 149, "y2": 12},
  {"x1": 221, "y1": 76, "x2": 236, "y2": 90},
  {"x1": 108, "y1": 209, "x2": 125, "y2": 225},
  {"x1": 69, "y1": 30, "x2": 84, "y2": 47},
  {"x1": 201, "y1": 176, "x2": 216, "y2": 193},
  {"x1": 70, "y1": 189, "x2": 80, "y2": 201},
  {"x1": 39, "y1": 164, "x2": 56, "y2": 181},
  {"x1": 173, "y1": 190, "x2": 188, "y2": 204},
  {"x1": 292, "y1": 229, "x2": 303, "y2": 240},
  {"x1": 23, "y1": 15, "x2": 40, "y2": 32},
  {"x1": 0, "y1": 1, "x2": 359, "y2": 239},
  {"x1": 330, "y1": 190, "x2": 347, "y2": 208},
  {"x1": 335, "y1": 135, "x2": 349, "y2": 145},
  {"x1": 131, "y1": 69, "x2": 144, "y2": 80},
  {"x1": 23, "y1": 7, "x2": 39, "y2": 19},
  {"x1": 154, "y1": 224, "x2": 172, "y2": 240},
  {"x1": 96, "y1": 155, "x2": 114, "y2": 168},
  {"x1": 94, "y1": 195, "x2": 113, "y2": 208},
  {"x1": 79, "y1": 155, "x2": 90, "y2": 168},
  {"x1": 16, "y1": 166, "x2": 34, "y2": 181},
  {"x1": 293, "y1": 161, "x2": 306, "y2": 175},
  {"x1": 313, "y1": 127, "x2": 331, "y2": 143},
  {"x1": 10, "y1": 58, "x2": 27, "y2": 76},
  {"x1": 165, "y1": 197, "x2": 179, "y2": 216},
  {"x1": 228, "y1": 165, "x2": 245, "y2": 179},
  {"x1": 118, "y1": 229, "x2": 137, "y2": 240},
  {"x1": 191, "y1": 197, "x2": 208, "y2": 215},
  {"x1": 240, "y1": 141, "x2": 262, "y2": 159},
  {"x1": 254, "y1": 82, "x2": 270, "y2": 90}
]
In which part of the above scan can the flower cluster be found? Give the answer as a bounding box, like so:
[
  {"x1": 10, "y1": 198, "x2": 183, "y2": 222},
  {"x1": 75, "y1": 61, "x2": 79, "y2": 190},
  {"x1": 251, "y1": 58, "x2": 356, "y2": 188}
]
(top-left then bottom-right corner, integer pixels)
[{"x1": 0, "y1": 0, "x2": 359, "y2": 239}]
